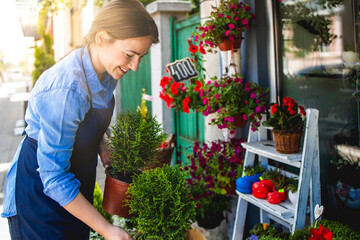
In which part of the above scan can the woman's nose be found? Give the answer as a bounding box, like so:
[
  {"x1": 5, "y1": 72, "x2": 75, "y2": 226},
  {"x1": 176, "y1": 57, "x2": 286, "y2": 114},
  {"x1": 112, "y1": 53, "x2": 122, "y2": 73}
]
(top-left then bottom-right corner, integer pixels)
[{"x1": 128, "y1": 57, "x2": 141, "y2": 72}]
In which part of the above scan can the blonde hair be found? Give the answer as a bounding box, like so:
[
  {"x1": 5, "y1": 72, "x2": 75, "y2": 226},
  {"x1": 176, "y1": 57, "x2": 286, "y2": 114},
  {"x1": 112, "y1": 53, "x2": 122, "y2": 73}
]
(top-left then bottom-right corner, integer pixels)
[{"x1": 85, "y1": 0, "x2": 159, "y2": 45}]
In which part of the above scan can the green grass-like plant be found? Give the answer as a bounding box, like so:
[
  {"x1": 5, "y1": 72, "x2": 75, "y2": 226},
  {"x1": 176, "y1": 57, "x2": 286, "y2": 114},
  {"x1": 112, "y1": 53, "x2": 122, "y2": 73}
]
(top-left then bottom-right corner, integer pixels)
[
  {"x1": 127, "y1": 165, "x2": 196, "y2": 240},
  {"x1": 108, "y1": 110, "x2": 167, "y2": 181}
]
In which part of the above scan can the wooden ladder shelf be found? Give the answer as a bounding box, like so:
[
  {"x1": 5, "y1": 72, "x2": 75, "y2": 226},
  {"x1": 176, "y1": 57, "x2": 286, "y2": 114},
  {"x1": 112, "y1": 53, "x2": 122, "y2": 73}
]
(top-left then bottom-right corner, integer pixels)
[{"x1": 231, "y1": 108, "x2": 321, "y2": 240}]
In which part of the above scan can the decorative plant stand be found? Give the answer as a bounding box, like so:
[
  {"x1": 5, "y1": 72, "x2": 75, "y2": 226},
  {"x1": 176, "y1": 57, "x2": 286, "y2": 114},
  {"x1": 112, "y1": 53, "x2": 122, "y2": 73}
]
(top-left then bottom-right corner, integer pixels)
[{"x1": 231, "y1": 108, "x2": 321, "y2": 239}]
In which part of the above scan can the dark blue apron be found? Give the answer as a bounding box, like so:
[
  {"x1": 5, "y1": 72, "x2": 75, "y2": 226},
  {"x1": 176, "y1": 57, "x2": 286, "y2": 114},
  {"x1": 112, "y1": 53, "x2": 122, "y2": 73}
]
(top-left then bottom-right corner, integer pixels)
[{"x1": 15, "y1": 48, "x2": 114, "y2": 240}]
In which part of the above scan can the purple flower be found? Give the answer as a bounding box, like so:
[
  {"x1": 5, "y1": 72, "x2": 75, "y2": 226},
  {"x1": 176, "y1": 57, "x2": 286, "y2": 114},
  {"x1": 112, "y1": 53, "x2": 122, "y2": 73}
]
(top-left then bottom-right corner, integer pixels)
[
  {"x1": 250, "y1": 93, "x2": 257, "y2": 99},
  {"x1": 228, "y1": 116, "x2": 234, "y2": 123},
  {"x1": 222, "y1": 84, "x2": 228, "y2": 88},
  {"x1": 243, "y1": 114, "x2": 248, "y2": 120},
  {"x1": 216, "y1": 93, "x2": 221, "y2": 99},
  {"x1": 203, "y1": 111, "x2": 209, "y2": 117},
  {"x1": 230, "y1": 129, "x2": 236, "y2": 135},
  {"x1": 245, "y1": 87, "x2": 251, "y2": 92},
  {"x1": 255, "y1": 107, "x2": 261, "y2": 112}
]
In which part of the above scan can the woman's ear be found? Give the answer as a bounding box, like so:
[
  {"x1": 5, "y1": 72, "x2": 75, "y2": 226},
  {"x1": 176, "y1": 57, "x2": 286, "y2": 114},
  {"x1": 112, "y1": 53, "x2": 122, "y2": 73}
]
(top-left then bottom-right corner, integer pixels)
[{"x1": 95, "y1": 31, "x2": 110, "y2": 47}]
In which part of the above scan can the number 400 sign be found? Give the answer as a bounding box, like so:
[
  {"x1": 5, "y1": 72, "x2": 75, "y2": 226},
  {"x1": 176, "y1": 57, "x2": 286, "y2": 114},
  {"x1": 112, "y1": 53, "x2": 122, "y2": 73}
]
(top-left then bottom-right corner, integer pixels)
[{"x1": 166, "y1": 57, "x2": 198, "y2": 82}]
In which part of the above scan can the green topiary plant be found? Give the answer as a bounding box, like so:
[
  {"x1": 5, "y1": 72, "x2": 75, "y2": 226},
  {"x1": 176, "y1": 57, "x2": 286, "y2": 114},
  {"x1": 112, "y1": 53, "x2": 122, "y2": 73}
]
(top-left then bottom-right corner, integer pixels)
[
  {"x1": 108, "y1": 110, "x2": 167, "y2": 182},
  {"x1": 127, "y1": 165, "x2": 196, "y2": 240},
  {"x1": 318, "y1": 219, "x2": 360, "y2": 240}
]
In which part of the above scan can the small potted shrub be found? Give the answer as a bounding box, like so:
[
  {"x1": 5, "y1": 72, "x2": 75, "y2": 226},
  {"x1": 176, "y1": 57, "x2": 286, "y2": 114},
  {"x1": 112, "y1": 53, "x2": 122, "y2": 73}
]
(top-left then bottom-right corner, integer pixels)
[
  {"x1": 127, "y1": 165, "x2": 196, "y2": 239},
  {"x1": 102, "y1": 110, "x2": 167, "y2": 217}
]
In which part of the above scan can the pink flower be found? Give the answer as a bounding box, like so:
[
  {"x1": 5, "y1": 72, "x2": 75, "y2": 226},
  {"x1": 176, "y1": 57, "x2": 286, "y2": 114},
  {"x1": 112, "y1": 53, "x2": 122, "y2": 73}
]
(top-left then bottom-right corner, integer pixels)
[
  {"x1": 216, "y1": 93, "x2": 220, "y2": 99},
  {"x1": 250, "y1": 93, "x2": 257, "y2": 99},
  {"x1": 242, "y1": 19, "x2": 248, "y2": 25},
  {"x1": 226, "y1": 15, "x2": 232, "y2": 19},
  {"x1": 194, "y1": 35, "x2": 199, "y2": 42},
  {"x1": 231, "y1": 4, "x2": 237, "y2": 9},
  {"x1": 225, "y1": 30, "x2": 231, "y2": 36},
  {"x1": 229, "y1": 23, "x2": 235, "y2": 29},
  {"x1": 243, "y1": 114, "x2": 248, "y2": 120},
  {"x1": 217, "y1": 13, "x2": 223, "y2": 18},
  {"x1": 200, "y1": 88, "x2": 204, "y2": 97}
]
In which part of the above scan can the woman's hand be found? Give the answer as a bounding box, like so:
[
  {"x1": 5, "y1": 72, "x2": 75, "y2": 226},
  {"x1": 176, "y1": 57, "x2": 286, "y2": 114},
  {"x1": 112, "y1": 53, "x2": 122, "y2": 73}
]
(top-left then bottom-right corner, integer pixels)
[
  {"x1": 99, "y1": 133, "x2": 113, "y2": 169},
  {"x1": 104, "y1": 225, "x2": 132, "y2": 240}
]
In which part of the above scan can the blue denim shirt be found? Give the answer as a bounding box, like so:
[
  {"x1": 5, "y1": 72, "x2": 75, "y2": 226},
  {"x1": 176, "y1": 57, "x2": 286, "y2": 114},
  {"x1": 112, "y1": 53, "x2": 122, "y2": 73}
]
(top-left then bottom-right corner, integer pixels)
[{"x1": 1, "y1": 46, "x2": 117, "y2": 217}]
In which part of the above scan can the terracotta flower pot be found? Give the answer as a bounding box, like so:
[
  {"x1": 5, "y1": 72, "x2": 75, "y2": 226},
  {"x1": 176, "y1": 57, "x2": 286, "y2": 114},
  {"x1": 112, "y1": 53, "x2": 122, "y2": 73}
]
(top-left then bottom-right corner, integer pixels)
[
  {"x1": 218, "y1": 38, "x2": 242, "y2": 51},
  {"x1": 233, "y1": 114, "x2": 248, "y2": 128},
  {"x1": 272, "y1": 129, "x2": 302, "y2": 154},
  {"x1": 102, "y1": 168, "x2": 131, "y2": 218}
]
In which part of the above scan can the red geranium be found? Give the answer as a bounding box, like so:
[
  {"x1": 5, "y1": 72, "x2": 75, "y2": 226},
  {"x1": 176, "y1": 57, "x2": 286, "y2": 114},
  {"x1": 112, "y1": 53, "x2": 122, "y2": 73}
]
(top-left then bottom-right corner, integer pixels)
[
  {"x1": 309, "y1": 225, "x2": 333, "y2": 240},
  {"x1": 263, "y1": 97, "x2": 306, "y2": 132}
]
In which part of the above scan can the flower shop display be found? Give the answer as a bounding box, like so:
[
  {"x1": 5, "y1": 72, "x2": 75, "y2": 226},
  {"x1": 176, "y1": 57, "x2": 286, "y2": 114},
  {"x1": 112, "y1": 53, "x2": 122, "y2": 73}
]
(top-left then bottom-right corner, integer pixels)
[
  {"x1": 193, "y1": 0, "x2": 256, "y2": 51},
  {"x1": 126, "y1": 165, "x2": 196, "y2": 240},
  {"x1": 198, "y1": 73, "x2": 268, "y2": 131},
  {"x1": 102, "y1": 110, "x2": 167, "y2": 217},
  {"x1": 262, "y1": 97, "x2": 306, "y2": 153}
]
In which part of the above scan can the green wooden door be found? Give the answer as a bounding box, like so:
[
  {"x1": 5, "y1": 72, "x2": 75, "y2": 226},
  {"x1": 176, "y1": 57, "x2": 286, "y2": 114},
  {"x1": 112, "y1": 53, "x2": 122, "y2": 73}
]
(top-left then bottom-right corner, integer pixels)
[
  {"x1": 120, "y1": 53, "x2": 152, "y2": 113},
  {"x1": 172, "y1": 14, "x2": 204, "y2": 165}
]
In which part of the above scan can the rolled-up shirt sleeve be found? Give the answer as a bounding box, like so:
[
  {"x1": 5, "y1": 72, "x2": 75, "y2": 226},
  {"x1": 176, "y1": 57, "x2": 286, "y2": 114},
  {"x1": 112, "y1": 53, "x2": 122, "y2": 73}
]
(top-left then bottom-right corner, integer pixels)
[{"x1": 34, "y1": 86, "x2": 89, "y2": 206}]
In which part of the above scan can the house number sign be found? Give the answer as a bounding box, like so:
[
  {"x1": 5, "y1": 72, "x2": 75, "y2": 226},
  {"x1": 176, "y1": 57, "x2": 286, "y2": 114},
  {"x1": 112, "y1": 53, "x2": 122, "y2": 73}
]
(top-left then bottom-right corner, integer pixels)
[{"x1": 166, "y1": 57, "x2": 198, "y2": 82}]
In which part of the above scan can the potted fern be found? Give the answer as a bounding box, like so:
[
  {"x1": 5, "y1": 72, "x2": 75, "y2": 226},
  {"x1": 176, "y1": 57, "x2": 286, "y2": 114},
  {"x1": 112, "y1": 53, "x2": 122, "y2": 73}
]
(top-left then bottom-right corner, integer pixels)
[
  {"x1": 102, "y1": 110, "x2": 167, "y2": 217},
  {"x1": 127, "y1": 165, "x2": 196, "y2": 239}
]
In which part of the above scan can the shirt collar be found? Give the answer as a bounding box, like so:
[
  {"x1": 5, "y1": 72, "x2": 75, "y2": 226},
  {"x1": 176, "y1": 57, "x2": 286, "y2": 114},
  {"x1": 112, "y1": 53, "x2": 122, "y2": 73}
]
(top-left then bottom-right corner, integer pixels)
[{"x1": 82, "y1": 45, "x2": 108, "y2": 96}]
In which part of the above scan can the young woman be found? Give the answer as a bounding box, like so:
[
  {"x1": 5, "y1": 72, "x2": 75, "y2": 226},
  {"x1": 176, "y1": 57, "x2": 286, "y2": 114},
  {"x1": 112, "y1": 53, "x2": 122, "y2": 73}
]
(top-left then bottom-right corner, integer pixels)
[{"x1": 1, "y1": 0, "x2": 158, "y2": 239}]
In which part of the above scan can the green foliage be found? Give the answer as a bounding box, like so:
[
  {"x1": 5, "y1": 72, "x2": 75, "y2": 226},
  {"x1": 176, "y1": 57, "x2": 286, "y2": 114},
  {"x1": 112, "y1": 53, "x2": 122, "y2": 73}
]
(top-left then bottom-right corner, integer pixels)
[
  {"x1": 127, "y1": 165, "x2": 196, "y2": 240},
  {"x1": 32, "y1": 43, "x2": 55, "y2": 86},
  {"x1": 250, "y1": 223, "x2": 289, "y2": 239},
  {"x1": 244, "y1": 162, "x2": 265, "y2": 176},
  {"x1": 318, "y1": 219, "x2": 360, "y2": 240},
  {"x1": 108, "y1": 110, "x2": 167, "y2": 180},
  {"x1": 93, "y1": 182, "x2": 113, "y2": 224},
  {"x1": 285, "y1": 177, "x2": 299, "y2": 193},
  {"x1": 289, "y1": 229, "x2": 310, "y2": 240}
]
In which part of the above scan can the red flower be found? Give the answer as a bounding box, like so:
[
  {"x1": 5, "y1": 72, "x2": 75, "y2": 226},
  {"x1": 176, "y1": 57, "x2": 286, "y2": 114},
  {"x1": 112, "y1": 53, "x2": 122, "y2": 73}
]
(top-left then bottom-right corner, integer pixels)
[
  {"x1": 288, "y1": 107, "x2": 296, "y2": 115},
  {"x1": 309, "y1": 225, "x2": 333, "y2": 240},
  {"x1": 194, "y1": 80, "x2": 203, "y2": 92},
  {"x1": 299, "y1": 105, "x2": 306, "y2": 116},
  {"x1": 160, "y1": 76, "x2": 170, "y2": 89},
  {"x1": 271, "y1": 104, "x2": 278, "y2": 114},
  {"x1": 189, "y1": 45, "x2": 199, "y2": 53},
  {"x1": 199, "y1": 46, "x2": 206, "y2": 54},
  {"x1": 170, "y1": 81, "x2": 181, "y2": 96},
  {"x1": 160, "y1": 94, "x2": 173, "y2": 108}
]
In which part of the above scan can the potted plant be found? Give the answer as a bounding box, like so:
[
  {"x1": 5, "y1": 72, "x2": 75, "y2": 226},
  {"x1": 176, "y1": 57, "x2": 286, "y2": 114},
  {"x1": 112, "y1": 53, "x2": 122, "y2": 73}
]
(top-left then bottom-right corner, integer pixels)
[
  {"x1": 262, "y1": 97, "x2": 306, "y2": 154},
  {"x1": 193, "y1": 0, "x2": 256, "y2": 51},
  {"x1": 183, "y1": 138, "x2": 246, "y2": 196},
  {"x1": 159, "y1": 40, "x2": 206, "y2": 113},
  {"x1": 197, "y1": 73, "x2": 269, "y2": 131},
  {"x1": 285, "y1": 177, "x2": 299, "y2": 204},
  {"x1": 102, "y1": 110, "x2": 167, "y2": 217},
  {"x1": 271, "y1": 169, "x2": 288, "y2": 202},
  {"x1": 126, "y1": 165, "x2": 196, "y2": 239}
]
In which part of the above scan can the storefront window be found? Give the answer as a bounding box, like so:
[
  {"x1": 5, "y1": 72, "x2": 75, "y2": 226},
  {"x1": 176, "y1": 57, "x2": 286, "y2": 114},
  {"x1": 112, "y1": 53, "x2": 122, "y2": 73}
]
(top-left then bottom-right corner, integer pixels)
[{"x1": 278, "y1": 0, "x2": 360, "y2": 226}]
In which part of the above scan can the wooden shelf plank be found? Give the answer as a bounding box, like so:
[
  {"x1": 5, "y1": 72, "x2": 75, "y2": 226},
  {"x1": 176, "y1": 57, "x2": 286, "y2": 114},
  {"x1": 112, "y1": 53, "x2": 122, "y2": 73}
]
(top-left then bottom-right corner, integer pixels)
[
  {"x1": 236, "y1": 190, "x2": 295, "y2": 219},
  {"x1": 241, "y1": 141, "x2": 302, "y2": 168}
]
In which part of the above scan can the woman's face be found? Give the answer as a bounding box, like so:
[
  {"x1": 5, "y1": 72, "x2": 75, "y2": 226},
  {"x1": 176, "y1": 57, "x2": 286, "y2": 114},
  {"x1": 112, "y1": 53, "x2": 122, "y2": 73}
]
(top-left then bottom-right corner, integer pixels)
[{"x1": 98, "y1": 36, "x2": 153, "y2": 80}]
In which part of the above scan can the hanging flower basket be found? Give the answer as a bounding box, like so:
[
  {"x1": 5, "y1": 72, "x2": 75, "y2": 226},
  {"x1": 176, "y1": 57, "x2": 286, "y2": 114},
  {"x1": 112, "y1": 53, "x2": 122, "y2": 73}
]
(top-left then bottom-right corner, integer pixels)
[
  {"x1": 218, "y1": 38, "x2": 242, "y2": 51},
  {"x1": 272, "y1": 130, "x2": 302, "y2": 154}
]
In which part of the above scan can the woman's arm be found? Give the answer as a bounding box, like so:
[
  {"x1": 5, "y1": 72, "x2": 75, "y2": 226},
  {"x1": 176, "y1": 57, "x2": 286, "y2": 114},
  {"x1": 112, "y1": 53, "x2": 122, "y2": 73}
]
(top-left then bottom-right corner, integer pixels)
[{"x1": 63, "y1": 192, "x2": 132, "y2": 240}]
